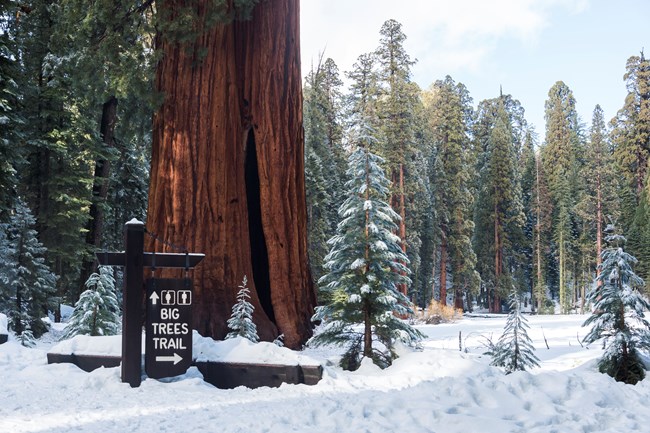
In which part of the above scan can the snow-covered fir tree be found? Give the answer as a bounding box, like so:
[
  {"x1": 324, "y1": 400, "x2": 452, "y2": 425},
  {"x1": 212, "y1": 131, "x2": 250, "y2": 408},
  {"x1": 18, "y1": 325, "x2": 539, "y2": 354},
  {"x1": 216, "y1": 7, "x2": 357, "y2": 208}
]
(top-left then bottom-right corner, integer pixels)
[
  {"x1": 582, "y1": 226, "x2": 650, "y2": 384},
  {"x1": 226, "y1": 275, "x2": 259, "y2": 342},
  {"x1": 1, "y1": 199, "x2": 56, "y2": 342},
  {"x1": 489, "y1": 292, "x2": 540, "y2": 374},
  {"x1": 310, "y1": 118, "x2": 423, "y2": 370},
  {"x1": 62, "y1": 266, "x2": 120, "y2": 339}
]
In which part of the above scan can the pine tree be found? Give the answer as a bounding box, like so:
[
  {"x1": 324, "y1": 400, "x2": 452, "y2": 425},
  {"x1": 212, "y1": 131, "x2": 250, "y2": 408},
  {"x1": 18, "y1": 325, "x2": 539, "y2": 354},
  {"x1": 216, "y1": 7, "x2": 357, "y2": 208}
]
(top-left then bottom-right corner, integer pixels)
[
  {"x1": 582, "y1": 227, "x2": 650, "y2": 384},
  {"x1": 304, "y1": 57, "x2": 347, "y2": 283},
  {"x1": 541, "y1": 81, "x2": 583, "y2": 313},
  {"x1": 473, "y1": 96, "x2": 526, "y2": 312},
  {"x1": 611, "y1": 51, "x2": 650, "y2": 207},
  {"x1": 2, "y1": 199, "x2": 57, "y2": 339},
  {"x1": 489, "y1": 292, "x2": 540, "y2": 374},
  {"x1": 628, "y1": 181, "x2": 650, "y2": 291},
  {"x1": 532, "y1": 151, "x2": 554, "y2": 312},
  {"x1": 576, "y1": 105, "x2": 619, "y2": 307},
  {"x1": 0, "y1": 0, "x2": 21, "y2": 220},
  {"x1": 226, "y1": 275, "x2": 259, "y2": 343},
  {"x1": 520, "y1": 131, "x2": 538, "y2": 308},
  {"x1": 61, "y1": 266, "x2": 120, "y2": 339},
  {"x1": 374, "y1": 19, "x2": 422, "y2": 297},
  {"x1": 311, "y1": 118, "x2": 422, "y2": 370},
  {"x1": 424, "y1": 76, "x2": 478, "y2": 308}
]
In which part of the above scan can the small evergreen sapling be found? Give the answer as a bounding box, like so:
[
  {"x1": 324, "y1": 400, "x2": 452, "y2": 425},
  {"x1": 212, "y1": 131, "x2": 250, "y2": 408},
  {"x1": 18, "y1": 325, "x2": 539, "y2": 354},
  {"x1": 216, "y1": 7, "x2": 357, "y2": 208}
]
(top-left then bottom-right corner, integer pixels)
[
  {"x1": 310, "y1": 120, "x2": 423, "y2": 370},
  {"x1": 582, "y1": 228, "x2": 650, "y2": 384},
  {"x1": 489, "y1": 292, "x2": 540, "y2": 374},
  {"x1": 226, "y1": 276, "x2": 259, "y2": 342},
  {"x1": 62, "y1": 266, "x2": 120, "y2": 339}
]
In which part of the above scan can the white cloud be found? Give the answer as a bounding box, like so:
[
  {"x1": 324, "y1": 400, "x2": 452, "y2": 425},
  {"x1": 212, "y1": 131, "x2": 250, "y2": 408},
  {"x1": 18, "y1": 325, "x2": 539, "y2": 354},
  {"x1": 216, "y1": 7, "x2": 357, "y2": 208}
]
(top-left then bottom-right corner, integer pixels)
[{"x1": 300, "y1": 0, "x2": 590, "y2": 84}]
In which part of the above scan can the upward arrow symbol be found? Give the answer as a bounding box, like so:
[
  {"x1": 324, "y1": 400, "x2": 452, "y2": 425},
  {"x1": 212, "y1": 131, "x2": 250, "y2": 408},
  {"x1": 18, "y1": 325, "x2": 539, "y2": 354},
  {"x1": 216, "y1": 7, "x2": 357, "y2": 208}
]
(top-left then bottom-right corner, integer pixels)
[{"x1": 149, "y1": 292, "x2": 160, "y2": 305}]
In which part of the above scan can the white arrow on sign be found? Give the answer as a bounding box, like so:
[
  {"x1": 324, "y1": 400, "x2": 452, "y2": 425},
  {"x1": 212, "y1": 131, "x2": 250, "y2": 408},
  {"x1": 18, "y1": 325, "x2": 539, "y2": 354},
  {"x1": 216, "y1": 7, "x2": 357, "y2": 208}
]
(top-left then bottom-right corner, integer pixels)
[
  {"x1": 149, "y1": 292, "x2": 160, "y2": 305},
  {"x1": 156, "y1": 353, "x2": 183, "y2": 365}
]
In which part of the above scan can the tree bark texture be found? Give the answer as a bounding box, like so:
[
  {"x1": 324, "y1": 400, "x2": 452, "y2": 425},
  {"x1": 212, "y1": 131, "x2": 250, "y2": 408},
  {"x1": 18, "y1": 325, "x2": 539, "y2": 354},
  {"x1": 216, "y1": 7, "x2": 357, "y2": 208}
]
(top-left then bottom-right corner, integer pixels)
[
  {"x1": 146, "y1": 0, "x2": 315, "y2": 349},
  {"x1": 439, "y1": 236, "x2": 447, "y2": 305},
  {"x1": 78, "y1": 96, "x2": 118, "y2": 300}
]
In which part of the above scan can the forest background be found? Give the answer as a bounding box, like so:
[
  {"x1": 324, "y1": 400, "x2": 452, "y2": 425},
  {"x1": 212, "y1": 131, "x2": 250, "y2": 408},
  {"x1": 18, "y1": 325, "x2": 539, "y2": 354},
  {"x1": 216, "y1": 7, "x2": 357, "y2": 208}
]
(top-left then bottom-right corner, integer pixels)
[{"x1": 0, "y1": 0, "x2": 649, "y2": 341}]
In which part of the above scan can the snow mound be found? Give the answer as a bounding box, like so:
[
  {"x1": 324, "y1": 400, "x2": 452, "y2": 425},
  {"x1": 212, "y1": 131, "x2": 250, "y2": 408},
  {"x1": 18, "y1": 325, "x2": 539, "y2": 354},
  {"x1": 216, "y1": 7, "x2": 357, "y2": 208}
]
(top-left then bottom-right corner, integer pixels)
[
  {"x1": 49, "y1": 331, "x2": 321, "y2": 367},
  {"x1": 50, "y1": 334, "x2": 144, "y2": 356},
  {"x1": 0, "y1": 312, "x2": 7, "y2": 335},
  {"x1": 193, "y1": 332, "x2": 321, "y2": 365}
]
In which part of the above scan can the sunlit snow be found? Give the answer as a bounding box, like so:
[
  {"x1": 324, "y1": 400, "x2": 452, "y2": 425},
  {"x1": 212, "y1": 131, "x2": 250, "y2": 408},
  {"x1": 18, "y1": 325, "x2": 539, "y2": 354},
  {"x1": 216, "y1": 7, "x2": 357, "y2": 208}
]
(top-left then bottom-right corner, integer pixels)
[{"x1": 1, "y1": 314, "x2": 650, "y2": 432}]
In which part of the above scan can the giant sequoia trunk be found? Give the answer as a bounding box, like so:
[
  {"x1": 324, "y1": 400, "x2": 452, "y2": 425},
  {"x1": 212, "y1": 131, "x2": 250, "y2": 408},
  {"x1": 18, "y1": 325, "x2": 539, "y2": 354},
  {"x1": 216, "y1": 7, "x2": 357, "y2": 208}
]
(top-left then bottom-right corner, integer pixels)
[{"x1": 146, "y1": 0, "x2": 315, "y2": 349}]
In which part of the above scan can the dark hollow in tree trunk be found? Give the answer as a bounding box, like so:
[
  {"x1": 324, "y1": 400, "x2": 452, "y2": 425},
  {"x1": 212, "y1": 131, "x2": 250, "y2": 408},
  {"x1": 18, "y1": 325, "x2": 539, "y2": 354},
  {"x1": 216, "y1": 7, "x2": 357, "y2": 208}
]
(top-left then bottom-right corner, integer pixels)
[{"x1": 146, "y1": 0, "x2": 315, "y2": 349}]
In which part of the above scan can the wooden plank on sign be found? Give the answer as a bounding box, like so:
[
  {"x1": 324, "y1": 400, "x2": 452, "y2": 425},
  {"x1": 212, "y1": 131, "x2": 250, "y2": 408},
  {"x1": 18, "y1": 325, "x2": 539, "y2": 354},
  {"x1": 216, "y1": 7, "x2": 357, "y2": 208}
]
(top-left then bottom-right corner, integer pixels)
[{"x1": 96, "y1": 252, "x2": 205, "y2": 268}]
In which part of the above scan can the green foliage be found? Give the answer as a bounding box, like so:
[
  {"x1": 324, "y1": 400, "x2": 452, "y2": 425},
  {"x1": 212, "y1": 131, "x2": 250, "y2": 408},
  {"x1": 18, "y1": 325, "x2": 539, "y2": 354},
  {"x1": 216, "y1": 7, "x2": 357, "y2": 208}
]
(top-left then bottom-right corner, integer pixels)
[
  {"x1": 304, "y1": 57, "x2": 347, "y2": 284},
  {"x1": 424, "y1": 76, "x2": 478, "y2": 307},
  {"x1": 311, "y1": 119, "x2": 423, "y2": 370},
  {"x1": 473, "y1": 96, "x2": 526, "y2": 309},
  {"x1": 541, "y1": 81, "x2": 583, "y2": 312},
  {"x1": 61, "y1": 266, "x2": 120, "y2": 338},
  {"x1": 0, "y1": 0, "x2": 22, "y2": 220},
  {"x1": 611, "y1": 51, "x2": 650, "y2": 218},
  {"x1": 1, "y1": 200, "x2": 57, "y2": 339},
  {"x1": 582, "y1": 228, "x2": 650, "y2": 384}
]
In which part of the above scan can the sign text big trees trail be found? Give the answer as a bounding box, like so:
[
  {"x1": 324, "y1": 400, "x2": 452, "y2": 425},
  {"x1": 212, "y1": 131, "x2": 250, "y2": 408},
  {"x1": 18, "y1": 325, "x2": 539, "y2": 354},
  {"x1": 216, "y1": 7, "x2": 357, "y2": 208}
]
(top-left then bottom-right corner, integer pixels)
[
  {"x1": 97, "y1": 219, "x2": 204, "y2": 387},
  {"x1": 146, "y1": 279, "x2": 193, "y2": 379}
]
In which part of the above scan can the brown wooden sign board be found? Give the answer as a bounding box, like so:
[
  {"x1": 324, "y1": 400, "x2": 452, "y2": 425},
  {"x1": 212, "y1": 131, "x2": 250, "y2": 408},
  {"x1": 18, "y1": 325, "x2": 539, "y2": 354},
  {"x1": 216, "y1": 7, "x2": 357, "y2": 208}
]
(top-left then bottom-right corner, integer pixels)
[
  {"x1": 95, "y1": 220, "x2": 204, "y2": 387},
  {"x1": 145, "y1": 278, "x2": 193, "y2": 379}
]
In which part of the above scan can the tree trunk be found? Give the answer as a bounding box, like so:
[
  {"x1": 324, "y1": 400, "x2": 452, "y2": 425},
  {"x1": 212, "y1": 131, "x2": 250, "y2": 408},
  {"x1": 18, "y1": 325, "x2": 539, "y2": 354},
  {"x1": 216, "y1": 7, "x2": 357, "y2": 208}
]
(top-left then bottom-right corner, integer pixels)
[
  {"x1": 398, "y1": 162, "x2": 407, "y2": 295},
  {"x1": 596, "y1": 170, "x2": 603, "y2": 294},
  {"x1": 493, "y1": 204, "x2": 501, "y2": 314},
  {"x1": 78, "y1": 96, "x2": 118, "y2": 301},
  {"x1": 146, "y1": 0, "x2": 315, "y2": 349},
  {"x1": 440, "y1": 236, "x2": 447, "y2": 305},
  {"x1": 536, "y1": 153, "x2": 543, "y2": 312}
]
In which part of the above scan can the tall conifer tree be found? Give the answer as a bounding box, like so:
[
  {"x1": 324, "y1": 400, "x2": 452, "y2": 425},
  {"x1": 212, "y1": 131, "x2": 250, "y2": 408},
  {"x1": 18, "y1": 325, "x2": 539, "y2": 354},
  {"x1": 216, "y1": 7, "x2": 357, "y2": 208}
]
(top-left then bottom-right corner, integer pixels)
[
  {"x1": 541, "y1": 81, "x2": 583, "y2": 313},
  {"x1": 424, "y1": 76, "x2": 478, "y2": 308},
  {"x1": 311, "y1": 117, "x2": 421, "y2": 370},
  {"x1": 374, "y1": 19, "x2": 422, "y2": 296},
  {"x1": 474, "y1": 98, "x2": 525, "y2": 312}
]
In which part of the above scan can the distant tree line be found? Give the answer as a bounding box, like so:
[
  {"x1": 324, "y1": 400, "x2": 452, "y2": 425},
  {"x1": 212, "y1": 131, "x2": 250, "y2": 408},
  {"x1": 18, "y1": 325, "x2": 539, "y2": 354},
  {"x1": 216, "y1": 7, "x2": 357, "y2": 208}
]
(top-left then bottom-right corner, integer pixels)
[{"x1": 304, "y1": 19, "x2": 650, "y2": 313}]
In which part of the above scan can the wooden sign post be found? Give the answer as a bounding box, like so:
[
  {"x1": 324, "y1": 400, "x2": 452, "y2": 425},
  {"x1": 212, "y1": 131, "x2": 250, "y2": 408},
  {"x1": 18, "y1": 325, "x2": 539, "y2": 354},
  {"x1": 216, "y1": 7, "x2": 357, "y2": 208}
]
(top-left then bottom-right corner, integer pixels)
[{"x1": 97, "y1": 219, "x2": 204, "y2": 387}]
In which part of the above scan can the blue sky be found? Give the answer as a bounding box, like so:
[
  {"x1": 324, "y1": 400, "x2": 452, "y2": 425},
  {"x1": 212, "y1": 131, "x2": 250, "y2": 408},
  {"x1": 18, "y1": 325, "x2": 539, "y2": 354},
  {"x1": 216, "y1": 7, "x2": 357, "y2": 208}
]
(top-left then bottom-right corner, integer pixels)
[{"x1": 301, "y1": 0, "x2": 649, "y2": 141}]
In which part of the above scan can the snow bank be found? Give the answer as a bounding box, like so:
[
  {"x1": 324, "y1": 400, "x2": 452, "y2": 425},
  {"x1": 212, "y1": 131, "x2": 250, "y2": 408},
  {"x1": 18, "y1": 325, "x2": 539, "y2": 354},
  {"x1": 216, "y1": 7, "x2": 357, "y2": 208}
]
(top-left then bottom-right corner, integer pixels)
[
  {"x1": 3, "y1": 315, "x2": 650, "y2": 433},
  {"x1": 49, "y1": 331, "x2": 321, "y2": 366},
  {"x1": 49, "y1": 334, "x2": 142, "y2": 356},
  {"x1": 0, "y1": 312, "x2": 7, "y2": 335},
  {"x1": 193, "y1": 332, "x2": 321, "y2": 365}
]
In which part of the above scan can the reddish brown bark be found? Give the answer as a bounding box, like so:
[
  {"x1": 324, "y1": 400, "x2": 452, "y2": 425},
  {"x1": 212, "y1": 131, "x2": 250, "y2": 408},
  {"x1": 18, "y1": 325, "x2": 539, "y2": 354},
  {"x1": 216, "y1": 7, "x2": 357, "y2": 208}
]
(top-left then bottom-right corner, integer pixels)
[
  {"x1": 146, "y1": 0, "x2": 315, "y2": 349},
  {"x1": 439, "y1": 236, "x2": 447, "y2": 305},
  {"x1": 492, "y1": 204, "x2": 502, "y2": 314}
]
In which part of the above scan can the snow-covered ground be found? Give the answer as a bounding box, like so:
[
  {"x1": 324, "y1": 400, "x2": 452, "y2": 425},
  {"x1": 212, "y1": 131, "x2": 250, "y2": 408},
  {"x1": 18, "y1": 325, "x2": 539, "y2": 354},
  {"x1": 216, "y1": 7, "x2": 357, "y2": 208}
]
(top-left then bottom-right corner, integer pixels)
[{"x1": 2, "y1": 314, "x2": 650, "y2": 433}]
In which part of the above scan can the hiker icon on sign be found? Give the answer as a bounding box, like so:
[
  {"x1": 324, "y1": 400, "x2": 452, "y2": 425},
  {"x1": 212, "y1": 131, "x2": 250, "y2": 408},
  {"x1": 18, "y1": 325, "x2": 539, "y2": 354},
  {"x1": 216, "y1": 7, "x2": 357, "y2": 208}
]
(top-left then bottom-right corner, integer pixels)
[
  {"x1": 161, "y1": 290, "x2": 176, "y2": 306},
  {"x1": 178, "y1": 290, "x2": 192, "y2": 305}
]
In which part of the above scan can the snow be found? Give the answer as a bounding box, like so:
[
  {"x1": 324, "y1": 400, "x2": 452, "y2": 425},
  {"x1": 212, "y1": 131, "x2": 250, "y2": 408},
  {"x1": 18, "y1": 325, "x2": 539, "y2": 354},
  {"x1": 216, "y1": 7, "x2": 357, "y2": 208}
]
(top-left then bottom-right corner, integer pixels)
[
  {"x1": 2, "y1": 314, "x2": 650, "y2": 432},
  {"x1": 0, "y1": 312, "x2": 7, "y2": 335}
]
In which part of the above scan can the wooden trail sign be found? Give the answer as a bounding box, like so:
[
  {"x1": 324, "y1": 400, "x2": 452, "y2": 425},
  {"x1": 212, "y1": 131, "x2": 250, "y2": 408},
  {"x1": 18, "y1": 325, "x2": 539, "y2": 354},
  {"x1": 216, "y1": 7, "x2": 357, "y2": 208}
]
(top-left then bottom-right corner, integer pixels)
[
  {"x1": 97, "y1": 219, "x2": 204, "y2": 387},
  {"x1": 145, "y1": 278, "x2": 193, "y2": 379}
]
